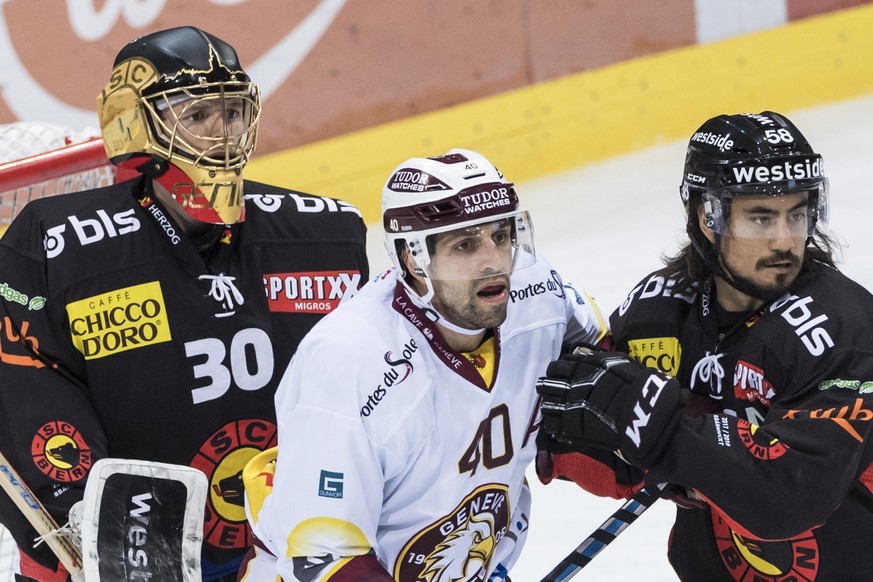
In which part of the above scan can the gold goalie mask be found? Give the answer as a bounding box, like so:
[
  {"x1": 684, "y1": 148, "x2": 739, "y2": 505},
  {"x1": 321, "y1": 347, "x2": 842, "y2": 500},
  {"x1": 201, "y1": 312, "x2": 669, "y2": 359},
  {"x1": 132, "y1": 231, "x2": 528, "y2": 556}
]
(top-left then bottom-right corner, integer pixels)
[{"x1": 97, "y1": 26, "x2": 260, "y2": 224}]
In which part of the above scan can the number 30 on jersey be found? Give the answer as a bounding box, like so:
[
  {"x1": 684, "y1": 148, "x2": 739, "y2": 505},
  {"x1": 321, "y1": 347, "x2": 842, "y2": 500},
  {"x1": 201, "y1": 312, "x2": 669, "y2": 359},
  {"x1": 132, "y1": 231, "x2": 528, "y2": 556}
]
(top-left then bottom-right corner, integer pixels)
[{"x1": 185, "y1": 328, "x2": 274, "y2": 404}]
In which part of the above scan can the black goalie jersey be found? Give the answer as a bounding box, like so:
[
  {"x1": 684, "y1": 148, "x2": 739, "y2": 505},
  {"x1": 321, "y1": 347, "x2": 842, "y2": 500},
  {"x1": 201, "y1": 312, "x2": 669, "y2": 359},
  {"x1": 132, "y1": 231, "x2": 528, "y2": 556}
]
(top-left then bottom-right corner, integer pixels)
[
  {"x1": 610, "y1": 262, "x2": 873, "y2": 581},
  {"x1": 0, "y1": 177, "x2": 368, "y2": 579}
]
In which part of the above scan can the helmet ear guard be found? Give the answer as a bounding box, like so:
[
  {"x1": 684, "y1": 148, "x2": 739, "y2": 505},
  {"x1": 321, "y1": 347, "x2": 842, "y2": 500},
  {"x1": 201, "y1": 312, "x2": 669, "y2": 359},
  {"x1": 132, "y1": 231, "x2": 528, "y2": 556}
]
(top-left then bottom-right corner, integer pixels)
[
  {"x1": 702, "y1": 195, "x2": 721, "y2": 231},
  {"x1": 401, "y1": 238, "x2": 429, "y2": 277}
]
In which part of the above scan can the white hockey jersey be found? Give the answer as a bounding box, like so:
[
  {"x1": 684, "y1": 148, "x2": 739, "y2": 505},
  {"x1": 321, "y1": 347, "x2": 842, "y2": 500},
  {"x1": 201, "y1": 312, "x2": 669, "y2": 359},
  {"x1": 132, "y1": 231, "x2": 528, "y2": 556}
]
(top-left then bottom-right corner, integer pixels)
[{"x1": 247, "y1": 258, "x2": 607, "y2": 581}]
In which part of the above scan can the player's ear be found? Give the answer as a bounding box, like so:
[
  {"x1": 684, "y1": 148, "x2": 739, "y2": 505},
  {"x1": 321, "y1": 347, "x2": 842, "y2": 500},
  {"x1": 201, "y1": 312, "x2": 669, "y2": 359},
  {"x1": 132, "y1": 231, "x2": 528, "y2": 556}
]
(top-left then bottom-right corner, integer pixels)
[
  {"x1": 697, "y1": 204, "x2": 716, "y2": 244},
  {"x1": 401, "y1": 249, "x2": 429, "y2": 299}
]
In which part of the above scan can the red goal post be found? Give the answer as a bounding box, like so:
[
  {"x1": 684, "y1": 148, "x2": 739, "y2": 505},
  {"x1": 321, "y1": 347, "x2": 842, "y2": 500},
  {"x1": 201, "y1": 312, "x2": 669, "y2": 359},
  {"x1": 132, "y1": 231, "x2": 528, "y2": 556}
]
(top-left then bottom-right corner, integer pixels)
[
  {"x1": 0, "y1": 122, "x2": 136, "y2": 233},
  {"x1": 0, "y1": 138, "x2": 111, "y2": 192}
]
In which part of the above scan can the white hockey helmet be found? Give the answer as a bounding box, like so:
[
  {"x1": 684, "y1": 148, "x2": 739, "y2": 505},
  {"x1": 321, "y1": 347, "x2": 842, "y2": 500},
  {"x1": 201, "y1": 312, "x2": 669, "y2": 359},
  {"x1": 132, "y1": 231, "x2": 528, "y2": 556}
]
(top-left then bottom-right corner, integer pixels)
[{"x1": 382, "y1": 148, "x2": 535, "y2": 300}]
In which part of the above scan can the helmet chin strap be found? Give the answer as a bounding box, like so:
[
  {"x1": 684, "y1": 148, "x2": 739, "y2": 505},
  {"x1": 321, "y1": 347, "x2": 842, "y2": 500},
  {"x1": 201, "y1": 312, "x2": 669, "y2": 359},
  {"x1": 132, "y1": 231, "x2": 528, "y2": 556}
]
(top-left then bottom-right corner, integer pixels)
[
  {"x1": 134, "y1": 156, "x2": 189, "y2": 204},
  {"x1": 401, "y1": 273, "x2": 486, "y2": 337},
  {"x1": 713, "y1": 258, "x2": 768, "y2": 302},
  {"x1": 432, "y1": 311, "x2": 487, "y2": 337}
]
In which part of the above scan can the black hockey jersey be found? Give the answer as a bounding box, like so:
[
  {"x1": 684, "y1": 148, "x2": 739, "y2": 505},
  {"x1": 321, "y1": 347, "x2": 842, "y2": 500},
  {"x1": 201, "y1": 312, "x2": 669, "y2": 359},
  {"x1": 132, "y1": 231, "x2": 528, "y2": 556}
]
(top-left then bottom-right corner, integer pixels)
[
  {"x1": 0, "y1": 177, "x2": 368, "y2": 578},
  {"x1": 610, "y1": 262, "x2": 873, "y2": 581}
]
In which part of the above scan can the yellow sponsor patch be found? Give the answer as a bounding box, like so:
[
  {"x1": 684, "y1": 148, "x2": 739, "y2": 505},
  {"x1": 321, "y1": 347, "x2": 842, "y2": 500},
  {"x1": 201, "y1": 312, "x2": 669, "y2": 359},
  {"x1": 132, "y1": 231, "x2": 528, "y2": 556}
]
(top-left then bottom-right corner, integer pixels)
[
  {"x1": 627, "y1": 337, "x2": 681, "y2": 376},
  {"x1": 66, "y1": 281, "x2": 171, "y2": 360},
  {"x1": 287, "y1": 517, "x2": 370, "y2": 558}
]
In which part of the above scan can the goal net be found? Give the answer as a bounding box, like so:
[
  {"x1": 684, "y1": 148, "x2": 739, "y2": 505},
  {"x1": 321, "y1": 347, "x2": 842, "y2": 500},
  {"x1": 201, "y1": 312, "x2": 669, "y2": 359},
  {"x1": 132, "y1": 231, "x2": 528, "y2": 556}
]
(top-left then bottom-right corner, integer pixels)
[
  {"x1": 0, "y1": 121, "x2": 120, "y2": 581},
  {"x1": 0, "y1": 121, "x2": 119, "y2": 234}
]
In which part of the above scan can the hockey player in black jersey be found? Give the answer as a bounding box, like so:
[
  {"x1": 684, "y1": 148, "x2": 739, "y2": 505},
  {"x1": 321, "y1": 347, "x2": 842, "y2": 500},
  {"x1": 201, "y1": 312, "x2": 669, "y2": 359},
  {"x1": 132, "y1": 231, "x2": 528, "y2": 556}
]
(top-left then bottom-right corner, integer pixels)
[
  {"x1": 0, "y1": 27, "x2": 368, "y2": 581},
  {"x1": 536, "y1": 111, "x2": 873, "y2": 580}
]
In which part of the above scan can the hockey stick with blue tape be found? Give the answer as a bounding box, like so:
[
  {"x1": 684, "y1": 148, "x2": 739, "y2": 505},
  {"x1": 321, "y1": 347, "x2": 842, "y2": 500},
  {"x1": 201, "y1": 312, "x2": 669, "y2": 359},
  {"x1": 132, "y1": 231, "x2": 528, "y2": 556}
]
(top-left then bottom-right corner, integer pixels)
[{"x1": 540, "y1": 482, "x2": 667, "y2": 582}]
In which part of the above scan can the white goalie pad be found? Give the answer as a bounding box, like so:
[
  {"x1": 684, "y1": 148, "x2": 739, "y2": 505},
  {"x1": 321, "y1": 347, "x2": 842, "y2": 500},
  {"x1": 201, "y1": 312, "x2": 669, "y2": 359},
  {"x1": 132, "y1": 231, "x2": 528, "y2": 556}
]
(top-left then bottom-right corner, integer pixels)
[{"x1": 79, "y1": 459, "x2": 208, "y2": 582}]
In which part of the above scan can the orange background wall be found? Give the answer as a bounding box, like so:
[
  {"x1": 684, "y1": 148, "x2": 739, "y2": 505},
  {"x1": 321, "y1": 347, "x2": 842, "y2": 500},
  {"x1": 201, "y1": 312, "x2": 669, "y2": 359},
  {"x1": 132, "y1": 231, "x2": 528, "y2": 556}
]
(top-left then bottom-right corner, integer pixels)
[{"x1": 1, "y1": 1, "x2": 869, "y2": 155}]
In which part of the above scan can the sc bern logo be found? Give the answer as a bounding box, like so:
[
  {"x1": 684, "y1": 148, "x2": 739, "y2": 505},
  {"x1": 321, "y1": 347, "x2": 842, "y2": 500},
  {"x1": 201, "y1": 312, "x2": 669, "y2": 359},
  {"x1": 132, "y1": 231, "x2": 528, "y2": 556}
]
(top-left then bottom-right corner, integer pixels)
[
  {"x1": 31, "y1": 421, "x2": 92, "y2": 482},
  {"x1": 190, "y1": 419, "x2": 277, "y2": 550},
  {"x1": 712, "y1": 511, "x2": 819, "y2": 581}
]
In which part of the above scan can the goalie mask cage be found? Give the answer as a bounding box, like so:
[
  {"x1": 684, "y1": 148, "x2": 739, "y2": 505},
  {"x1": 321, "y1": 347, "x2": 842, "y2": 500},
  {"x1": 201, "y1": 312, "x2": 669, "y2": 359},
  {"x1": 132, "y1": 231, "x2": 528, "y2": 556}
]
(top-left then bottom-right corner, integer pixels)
[{"x1": 0, "y1": 122, "x2": 123, "y2": 581}]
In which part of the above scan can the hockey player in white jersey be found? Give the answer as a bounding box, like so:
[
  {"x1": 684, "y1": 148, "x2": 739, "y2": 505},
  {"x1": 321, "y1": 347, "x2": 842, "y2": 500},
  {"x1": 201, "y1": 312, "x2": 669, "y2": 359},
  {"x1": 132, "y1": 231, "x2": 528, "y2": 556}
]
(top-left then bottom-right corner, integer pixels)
[{"x1": 239, "y1": 148, "x2": 608, "y2": 581}]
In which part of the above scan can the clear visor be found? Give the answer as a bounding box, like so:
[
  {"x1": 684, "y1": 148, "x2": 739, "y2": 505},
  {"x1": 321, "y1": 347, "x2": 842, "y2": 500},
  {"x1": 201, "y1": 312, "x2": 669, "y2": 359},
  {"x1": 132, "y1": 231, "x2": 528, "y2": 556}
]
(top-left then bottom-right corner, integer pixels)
[
  {"x1": 146, "y1": 84, "x2": 260, "y2": 169},
  {"x1": 702, "y1": 182, "x2": 829, "y2": 239},
  {"x1": 407, "y1": 211, "x2": 535, "y2": 282}
]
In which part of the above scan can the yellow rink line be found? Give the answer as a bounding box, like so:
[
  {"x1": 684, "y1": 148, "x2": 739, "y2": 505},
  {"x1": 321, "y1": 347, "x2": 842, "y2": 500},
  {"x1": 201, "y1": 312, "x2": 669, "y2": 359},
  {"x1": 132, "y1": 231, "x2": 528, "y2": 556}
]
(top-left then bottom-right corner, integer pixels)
[{"x1": 247, "y1": 3, "x2": 873, "y2": 226}]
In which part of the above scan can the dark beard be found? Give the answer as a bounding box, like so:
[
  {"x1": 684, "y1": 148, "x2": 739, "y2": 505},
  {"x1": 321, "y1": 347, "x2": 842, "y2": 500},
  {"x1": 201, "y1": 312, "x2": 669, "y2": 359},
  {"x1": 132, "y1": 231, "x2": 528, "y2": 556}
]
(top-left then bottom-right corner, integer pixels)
[
  {"x1": 729, "y1": 270, "x2": 794, "y2": 303},
  {"x1": 440, "y1": 298, "x2": 508, "y2": 330},
  {"x1": 725, "y1": 250, "x2": 801, "y2": 302}
]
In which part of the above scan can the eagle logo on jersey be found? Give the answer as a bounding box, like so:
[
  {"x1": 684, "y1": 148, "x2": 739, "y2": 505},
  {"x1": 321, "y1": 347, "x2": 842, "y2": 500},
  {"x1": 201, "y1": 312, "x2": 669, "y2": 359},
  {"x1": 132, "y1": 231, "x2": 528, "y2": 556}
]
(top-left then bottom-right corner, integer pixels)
[
  {"x1": 395, "y1": 484, "x2": 509, "y2": 582},
  {"x1": 422, "y1": 512, "x2": 496, "y2": 581}
]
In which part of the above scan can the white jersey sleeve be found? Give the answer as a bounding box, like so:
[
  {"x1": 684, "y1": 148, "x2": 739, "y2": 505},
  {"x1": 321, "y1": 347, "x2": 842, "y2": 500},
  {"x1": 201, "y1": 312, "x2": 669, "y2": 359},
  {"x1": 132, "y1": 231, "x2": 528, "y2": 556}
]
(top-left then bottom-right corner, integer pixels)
[
  {"x1": 263, "y1": 335, "x2": 393, "y2": 579},
  {"x1": 505, "y1": 256, "x2": 608, "y2": 348},
  {"x1": 557, "y1": 272, "x2": 609, "y2": 347},
  {"x1": 256, "y1": 274, "x2": 430, "y2": 580}
]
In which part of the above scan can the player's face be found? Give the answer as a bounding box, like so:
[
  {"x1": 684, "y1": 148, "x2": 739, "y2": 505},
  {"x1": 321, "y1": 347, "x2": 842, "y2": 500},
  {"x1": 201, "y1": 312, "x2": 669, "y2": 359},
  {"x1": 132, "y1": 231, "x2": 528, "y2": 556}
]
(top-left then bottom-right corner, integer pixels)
[
  {"x1": 426, "y1": 220, "x2": 513, "y2": 330},
  {"x1": 162, "y1": 95, "x2": 248, "y2": 160},
  {"x1": 710, "y1": 192, "x2": 809, "y2": 305}
]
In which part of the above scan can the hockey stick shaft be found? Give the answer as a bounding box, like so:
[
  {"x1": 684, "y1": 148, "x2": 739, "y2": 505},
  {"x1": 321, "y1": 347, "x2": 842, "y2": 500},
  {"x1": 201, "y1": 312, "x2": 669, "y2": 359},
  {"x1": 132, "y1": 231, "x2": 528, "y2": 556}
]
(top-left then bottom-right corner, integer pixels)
[
  {"x1": 540, "y1": 482, "x2": 667, "y2": 582},
  {"x1": 0, "y1": 448, "x2": 84, "y2": 580}
]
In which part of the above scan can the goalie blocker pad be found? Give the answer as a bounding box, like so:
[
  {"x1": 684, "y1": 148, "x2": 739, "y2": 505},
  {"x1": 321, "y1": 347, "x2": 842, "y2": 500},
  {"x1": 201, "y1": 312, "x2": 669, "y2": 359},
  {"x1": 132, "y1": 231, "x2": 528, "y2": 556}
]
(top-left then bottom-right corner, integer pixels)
[{"x1": 80, "y1": 459, "x2": 208, "y2": 582}]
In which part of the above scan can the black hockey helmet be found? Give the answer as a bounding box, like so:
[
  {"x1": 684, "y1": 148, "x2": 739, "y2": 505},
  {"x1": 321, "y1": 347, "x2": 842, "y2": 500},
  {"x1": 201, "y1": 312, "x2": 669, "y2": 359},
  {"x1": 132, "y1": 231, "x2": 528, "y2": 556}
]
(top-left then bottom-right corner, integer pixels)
[
  {"x1": 680, "y1": 112, "x2": 829, "y2": 290},
  {"x1": 97, "y1": 26, "x2": 260, "y2": 224},
  {"x1": 112, "y1": 26, "x2": 252, "y2": 96}
]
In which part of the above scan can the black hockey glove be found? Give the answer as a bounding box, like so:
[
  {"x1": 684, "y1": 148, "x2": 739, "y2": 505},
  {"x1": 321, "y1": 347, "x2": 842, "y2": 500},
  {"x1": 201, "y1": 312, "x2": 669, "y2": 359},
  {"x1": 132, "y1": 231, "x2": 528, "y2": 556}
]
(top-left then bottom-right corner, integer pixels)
[{"x1": 536, "y1": 349, "x2": 685, "y2": 469}]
